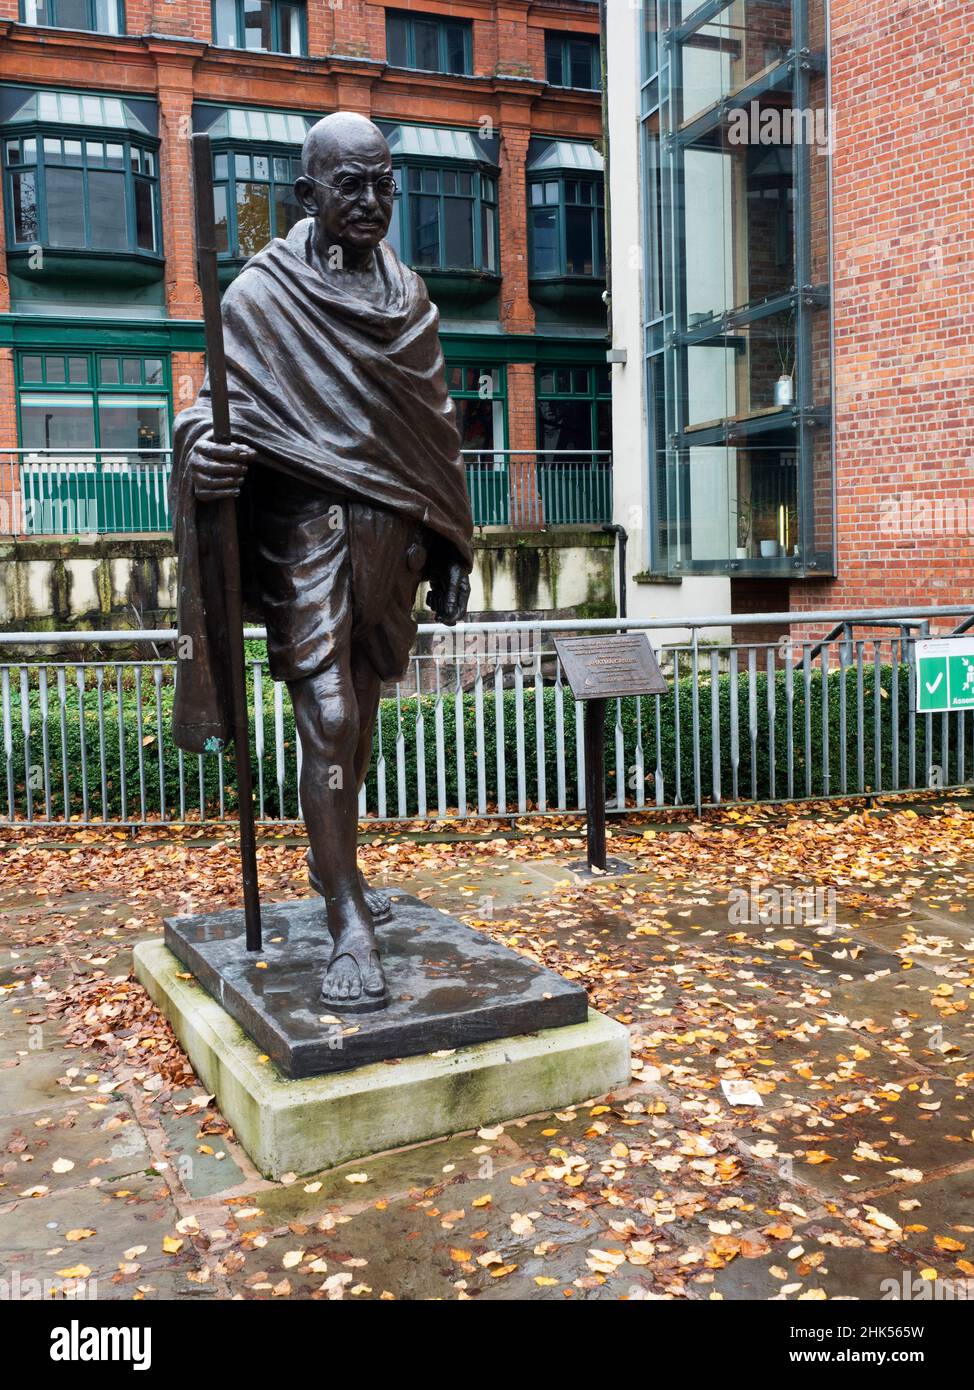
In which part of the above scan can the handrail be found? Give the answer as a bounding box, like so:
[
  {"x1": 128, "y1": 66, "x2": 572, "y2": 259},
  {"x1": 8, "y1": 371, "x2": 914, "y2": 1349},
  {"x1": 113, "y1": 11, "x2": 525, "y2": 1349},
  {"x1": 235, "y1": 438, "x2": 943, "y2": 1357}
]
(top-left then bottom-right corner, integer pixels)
[
  {"x1": 0, "y1": 605, "x2": 971, "y2": 647},
  {"x1": 808, "y1": 615, "x2": 944, "y2": 661},
  {"x1": 0, "y1": 447, "x2": 173, "y2": 456},
  {"x1": 0, "y1": 447, "x2": 609, "y2": 458},
  {"x1": 0, "y1": 606, "x2": 970, "y2": 827}
]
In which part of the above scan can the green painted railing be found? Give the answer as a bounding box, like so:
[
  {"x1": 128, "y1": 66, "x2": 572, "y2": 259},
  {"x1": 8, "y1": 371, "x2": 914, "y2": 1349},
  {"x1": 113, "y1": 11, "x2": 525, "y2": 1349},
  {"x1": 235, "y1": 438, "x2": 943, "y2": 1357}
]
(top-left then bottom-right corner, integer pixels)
[
  {"x1": 464, "y1": 451, "x2": 612, "y2": 528},
  {"x1": 5, "y1": 451, "x2": 172, "y2": 536},
  {"x1": 1, "y1": 449, "x2": 612, "y2": 536}
]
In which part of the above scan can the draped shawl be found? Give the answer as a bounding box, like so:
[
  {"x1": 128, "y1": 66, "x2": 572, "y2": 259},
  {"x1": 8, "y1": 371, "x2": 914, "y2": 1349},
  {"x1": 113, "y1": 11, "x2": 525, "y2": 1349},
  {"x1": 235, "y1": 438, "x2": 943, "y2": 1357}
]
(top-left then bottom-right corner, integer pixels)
[{"x1": 170, "y1": 220, "x2": 474, "y2": 754}]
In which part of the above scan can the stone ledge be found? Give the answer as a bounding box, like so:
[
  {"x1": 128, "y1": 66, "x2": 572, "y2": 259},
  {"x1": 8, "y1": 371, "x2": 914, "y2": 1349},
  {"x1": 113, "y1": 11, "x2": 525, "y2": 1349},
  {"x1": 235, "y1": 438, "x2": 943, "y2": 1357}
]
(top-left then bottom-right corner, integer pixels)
[
  {"x1": 134, "y1": 939, "x2": 631, "y2": 1181},
  {"x1": 632, "y1": 571, "x2": 683, "y2": 586}
]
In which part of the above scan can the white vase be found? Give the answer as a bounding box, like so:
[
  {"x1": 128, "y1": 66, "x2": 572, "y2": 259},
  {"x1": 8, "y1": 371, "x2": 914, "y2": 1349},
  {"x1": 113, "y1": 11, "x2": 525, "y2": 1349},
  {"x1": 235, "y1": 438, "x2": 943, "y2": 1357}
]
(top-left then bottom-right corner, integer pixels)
[
  {"x1": 760, "y1": 539, "x2": 781, "y2": 558},
  {"x1": 735, "y1": 547, "x2": 748, "y2": 559},
  {"x1": 775, "y1": 374, "x2": 794, "y2": 407}
]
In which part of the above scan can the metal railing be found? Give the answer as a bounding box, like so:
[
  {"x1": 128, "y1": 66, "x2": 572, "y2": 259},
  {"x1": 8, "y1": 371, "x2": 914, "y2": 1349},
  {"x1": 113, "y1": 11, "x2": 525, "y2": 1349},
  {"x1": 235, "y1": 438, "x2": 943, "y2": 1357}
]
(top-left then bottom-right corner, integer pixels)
[
  {"x1": 0, "y1": 448, "x2": 172, "y2": 537},
  {"x1": 462, "y1": 450, "x2": 613, "y2": 528},
  {"x1": 0, "y1": 605, "x2": 971, "y2": 827},
  {"x1": 0, "y1": 448, "x2": 612, "y2": 537}
]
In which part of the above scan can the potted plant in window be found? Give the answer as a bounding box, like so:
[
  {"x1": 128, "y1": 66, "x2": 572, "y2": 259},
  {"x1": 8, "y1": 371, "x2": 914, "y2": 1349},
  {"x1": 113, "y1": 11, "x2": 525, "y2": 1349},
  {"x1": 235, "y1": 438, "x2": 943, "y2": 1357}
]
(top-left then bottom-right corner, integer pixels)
[
  {"x1": 734, "y1": 497, "x2": 752, "y2": 559},
  {"x1": 756, "y1": 502, "x2": 782, "y2": 558},
  {"x1": 774, "y1": 312, "x2": 796, "y2": 408}
]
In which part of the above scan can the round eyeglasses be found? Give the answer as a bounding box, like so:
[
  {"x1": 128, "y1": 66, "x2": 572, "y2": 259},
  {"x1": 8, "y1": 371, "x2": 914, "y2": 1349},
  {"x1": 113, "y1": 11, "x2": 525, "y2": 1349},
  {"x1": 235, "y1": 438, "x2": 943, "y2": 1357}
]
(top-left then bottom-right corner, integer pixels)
[{"x1": 305, "y1": 173, "x2": 397, "y2": 201}]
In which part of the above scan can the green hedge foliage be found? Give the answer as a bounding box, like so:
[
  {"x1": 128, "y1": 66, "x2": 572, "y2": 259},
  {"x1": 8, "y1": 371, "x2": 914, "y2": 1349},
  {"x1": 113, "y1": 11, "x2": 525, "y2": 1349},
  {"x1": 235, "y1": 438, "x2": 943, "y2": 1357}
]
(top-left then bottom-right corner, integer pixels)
[{"x1": 2, "y1": 658, "x2": 968, "y2": 822}]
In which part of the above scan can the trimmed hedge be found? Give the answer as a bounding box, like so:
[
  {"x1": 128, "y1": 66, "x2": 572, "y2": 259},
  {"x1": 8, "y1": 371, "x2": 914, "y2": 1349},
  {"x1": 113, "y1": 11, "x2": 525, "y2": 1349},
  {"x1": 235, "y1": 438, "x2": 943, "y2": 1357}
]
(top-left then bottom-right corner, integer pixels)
[{"x1": 2, "y1": 658, "x2": 968, "y2": 821}]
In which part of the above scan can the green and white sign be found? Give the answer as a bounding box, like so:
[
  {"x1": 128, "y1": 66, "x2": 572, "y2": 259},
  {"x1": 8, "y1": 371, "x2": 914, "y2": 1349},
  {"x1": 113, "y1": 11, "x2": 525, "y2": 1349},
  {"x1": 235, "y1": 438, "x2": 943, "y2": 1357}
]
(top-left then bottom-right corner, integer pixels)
[{"x1": 916, "y1": 638, "x2": 974, "y2": 712}]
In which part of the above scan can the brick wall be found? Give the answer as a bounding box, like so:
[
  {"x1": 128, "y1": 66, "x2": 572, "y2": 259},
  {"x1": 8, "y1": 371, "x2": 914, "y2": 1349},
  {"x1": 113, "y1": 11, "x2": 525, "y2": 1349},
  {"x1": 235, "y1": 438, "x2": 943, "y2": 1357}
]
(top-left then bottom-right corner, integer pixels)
[
  {"x1": 171, "y1": 351, "x2": 206, "y2": 414},
  {"x1": 0, "y1": 348, "x2": 20, "y2": 531},
  {"x1": 789, "y1": 0, "x2": 974, "y2": 624}
]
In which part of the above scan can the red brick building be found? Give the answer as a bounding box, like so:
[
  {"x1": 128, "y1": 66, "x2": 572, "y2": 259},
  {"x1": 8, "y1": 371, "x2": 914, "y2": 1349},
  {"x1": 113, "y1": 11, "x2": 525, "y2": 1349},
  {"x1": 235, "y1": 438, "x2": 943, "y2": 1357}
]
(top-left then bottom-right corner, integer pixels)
[
  {"x1": 0, "y1": 1, "x2": 611, "y2": 577},
  {"x1": 607, "y1": 0, "x2": 974, "y2": 629},
  {"x1": 790, "y1": 0, "x2": 974, "y2": 617}
]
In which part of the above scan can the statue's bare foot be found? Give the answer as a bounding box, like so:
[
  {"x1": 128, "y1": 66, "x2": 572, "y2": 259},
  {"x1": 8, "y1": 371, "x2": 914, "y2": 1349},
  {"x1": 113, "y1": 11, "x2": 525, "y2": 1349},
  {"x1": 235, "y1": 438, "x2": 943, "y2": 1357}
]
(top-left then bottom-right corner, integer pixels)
[
  {"x1": 307, "y1": 850, "x2": 393, "y2": 923},
  {"x1": 320, "y1": 923, "x2": 388, "y2": 1013}
]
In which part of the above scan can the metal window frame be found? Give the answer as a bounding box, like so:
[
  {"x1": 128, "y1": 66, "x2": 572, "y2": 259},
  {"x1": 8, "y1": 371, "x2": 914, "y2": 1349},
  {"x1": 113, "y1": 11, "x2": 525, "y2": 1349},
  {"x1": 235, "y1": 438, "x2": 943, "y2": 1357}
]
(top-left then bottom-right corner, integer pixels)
[
  {"x1": 640, "y1": 0, "x2": 833, "y2": 579},
  {"x1": 527, "y1": 172, "x2": 606, "y2": 281},
  {"x1": 210, "y1": 0, "x2": 308, "y2": 57},
  {"x1": 385, "y1": 9, "x2": 473, "y2": 77},
  {"x1": 212, "y1": 139, "x2": 302, "y2": 260},
  {"x1": 18, "y1": 0, "x2": 125, "y2": 34},
  {"x1": 544, "y1": 30, "x2": 602, "y2": 91},
  {"x1": 15, "y1": 347, "x2": 172, "y2": 451},
  {"x1": 445, "y1": 361, "x2": 509, "y2": 452},
  {"x1": 536, "y1": 362, "x2": 610, "y2": 457},
  {"x1": 393, "y1": 159, "x2": 497, "y2": 273}
]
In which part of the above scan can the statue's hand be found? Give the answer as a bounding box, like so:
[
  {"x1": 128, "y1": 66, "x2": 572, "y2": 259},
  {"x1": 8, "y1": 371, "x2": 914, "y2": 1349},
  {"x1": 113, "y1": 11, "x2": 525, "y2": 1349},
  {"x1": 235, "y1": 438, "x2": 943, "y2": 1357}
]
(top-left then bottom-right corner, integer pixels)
[
  {"x1": 427, "y1": 562, "x2": 471, "y2": 627},
  {"x1": 190, "y1": 433, "x2": 256, "y2": 502}
]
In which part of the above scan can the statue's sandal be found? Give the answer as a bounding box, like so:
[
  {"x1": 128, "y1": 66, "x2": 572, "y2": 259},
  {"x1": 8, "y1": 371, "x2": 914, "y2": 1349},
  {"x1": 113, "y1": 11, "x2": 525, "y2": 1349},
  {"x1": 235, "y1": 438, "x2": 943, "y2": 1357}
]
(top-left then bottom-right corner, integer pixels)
[{"x1": 307, "y1": 850, "x2": 394, "y2": 924}]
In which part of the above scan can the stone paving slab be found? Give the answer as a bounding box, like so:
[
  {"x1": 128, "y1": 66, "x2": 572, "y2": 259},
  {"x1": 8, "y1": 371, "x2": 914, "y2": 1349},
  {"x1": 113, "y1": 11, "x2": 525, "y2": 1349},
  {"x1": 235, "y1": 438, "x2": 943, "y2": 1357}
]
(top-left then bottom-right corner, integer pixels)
[
  {"x1": 0, "y1": 829, "x2": 972, "y2": 1301},
  {"x1": 0, "y1": 1172, "x2": 196, "y2": 1297},
  {"x1": 0, "y1": 1098, "x2": 149, "y2": 1193}
]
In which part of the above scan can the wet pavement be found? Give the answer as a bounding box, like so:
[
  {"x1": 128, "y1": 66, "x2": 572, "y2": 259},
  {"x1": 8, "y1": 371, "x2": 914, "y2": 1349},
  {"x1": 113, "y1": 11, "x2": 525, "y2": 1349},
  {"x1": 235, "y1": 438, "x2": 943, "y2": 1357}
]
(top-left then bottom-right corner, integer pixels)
[{"x1": 1, "y1": 811, "x2": 973, "y2": 1300}]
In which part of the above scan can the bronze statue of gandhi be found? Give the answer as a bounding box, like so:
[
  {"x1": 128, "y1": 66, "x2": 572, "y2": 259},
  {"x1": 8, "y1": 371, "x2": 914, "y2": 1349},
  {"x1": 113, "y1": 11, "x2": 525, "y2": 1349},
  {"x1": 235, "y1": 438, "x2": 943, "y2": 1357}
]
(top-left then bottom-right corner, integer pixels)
[{"x1": 171, "y1": 112, "x2": 474, "y2": 1011}]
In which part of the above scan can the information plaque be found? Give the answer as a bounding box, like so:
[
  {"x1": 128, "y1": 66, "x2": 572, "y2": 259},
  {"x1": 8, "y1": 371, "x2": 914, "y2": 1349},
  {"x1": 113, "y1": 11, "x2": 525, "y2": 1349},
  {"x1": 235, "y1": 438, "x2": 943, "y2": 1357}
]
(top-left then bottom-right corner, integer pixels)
[
  {"x1": 554, "y1": 634, "x2": 668, "y2": 875},
  {"x1": 555, "y1": 634, "x2": 668, "y2": 701}
]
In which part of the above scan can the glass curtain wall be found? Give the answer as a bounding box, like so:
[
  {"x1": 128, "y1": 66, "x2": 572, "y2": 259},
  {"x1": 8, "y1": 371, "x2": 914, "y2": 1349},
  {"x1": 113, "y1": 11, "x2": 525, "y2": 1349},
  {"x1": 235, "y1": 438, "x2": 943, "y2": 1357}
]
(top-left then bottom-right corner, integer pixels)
[{"x1": 641, "y1": 0, "x2": 832, "y2": 576}]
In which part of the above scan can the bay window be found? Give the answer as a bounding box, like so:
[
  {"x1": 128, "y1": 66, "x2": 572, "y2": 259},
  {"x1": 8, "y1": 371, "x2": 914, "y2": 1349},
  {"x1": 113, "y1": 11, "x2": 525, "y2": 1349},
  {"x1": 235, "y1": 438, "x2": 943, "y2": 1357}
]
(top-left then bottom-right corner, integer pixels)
[
  {"x1": 390, "y1": 165, "x2": 498, "y2": 273},
  {"x1": 213, "y1": 148, "x2": 303, "y2": 259},
  {"x1": 527, "y1": 140, "x2": 605, "y2": 284},
  {"x1": 1, "y1": 90, "x2": 160, "y2": 259},
  {"x1": 194, "y1": 106, "x2": 314, "y2": 267},
  {"x1": 5, "y1": 134, "x2": 157, "y2": 253},
  {"x1": 529, "y1": 175, "x2": 605, "y2": 278}
]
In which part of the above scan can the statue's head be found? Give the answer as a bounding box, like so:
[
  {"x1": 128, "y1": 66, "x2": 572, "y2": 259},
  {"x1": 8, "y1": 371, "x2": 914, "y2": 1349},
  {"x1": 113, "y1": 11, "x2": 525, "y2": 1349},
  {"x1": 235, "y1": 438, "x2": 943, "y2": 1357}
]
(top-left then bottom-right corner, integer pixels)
[{"x1": 295, "y1": 113, "x2": 395, "y2": 256}]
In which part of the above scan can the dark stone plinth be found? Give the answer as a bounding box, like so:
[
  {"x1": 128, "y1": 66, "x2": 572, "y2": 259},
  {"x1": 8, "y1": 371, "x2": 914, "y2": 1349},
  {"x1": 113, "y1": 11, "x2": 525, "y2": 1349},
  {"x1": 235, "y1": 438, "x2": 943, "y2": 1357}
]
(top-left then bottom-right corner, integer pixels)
[{"x1": 164, "y1": 895, "x2": 589, "y2": 1080}]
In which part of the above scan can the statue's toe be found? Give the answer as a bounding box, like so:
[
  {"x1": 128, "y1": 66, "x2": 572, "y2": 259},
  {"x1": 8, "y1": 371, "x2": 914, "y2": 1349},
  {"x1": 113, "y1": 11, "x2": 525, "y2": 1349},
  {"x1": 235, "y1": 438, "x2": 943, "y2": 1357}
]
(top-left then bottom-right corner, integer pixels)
[
  {"x1": 361, "y1": 881, "x2": 393, "y2": 924},
  {"x1": 320, "y1": 946, "x2": 388, "y2": 1012}
]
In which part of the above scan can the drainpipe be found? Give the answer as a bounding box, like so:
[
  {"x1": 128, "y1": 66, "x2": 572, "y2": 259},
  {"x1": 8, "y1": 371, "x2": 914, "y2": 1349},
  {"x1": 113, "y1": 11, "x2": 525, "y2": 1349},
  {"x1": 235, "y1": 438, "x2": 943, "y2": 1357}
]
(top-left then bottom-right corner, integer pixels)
[
  {"x1": 598, "y1": 1, "x2": 623, "y2": 623},
  {"x1": 602, "y1": 523, "x2": 628, "y2": 619},
  {"x1": 598, "y1": 0, "x2": 611, "y2": 343}
]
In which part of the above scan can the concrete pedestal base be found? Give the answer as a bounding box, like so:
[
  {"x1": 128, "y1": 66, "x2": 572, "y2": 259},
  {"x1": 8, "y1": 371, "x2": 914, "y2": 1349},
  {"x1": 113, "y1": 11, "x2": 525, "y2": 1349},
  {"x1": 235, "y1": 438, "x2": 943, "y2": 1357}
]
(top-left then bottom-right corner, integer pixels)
[{"x1": 134, "y1": 940, "x2": 632, "y2": 1181}]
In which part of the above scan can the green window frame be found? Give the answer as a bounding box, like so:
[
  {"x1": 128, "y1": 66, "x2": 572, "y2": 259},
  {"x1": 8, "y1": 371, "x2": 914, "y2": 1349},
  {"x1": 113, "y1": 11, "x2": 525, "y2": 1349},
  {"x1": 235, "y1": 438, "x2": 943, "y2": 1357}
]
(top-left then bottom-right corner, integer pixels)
[
  {"x1": 389, "y1": 164, "x2": 499, "y2": 274},
  {"x1": 212, "y1": 0, "x2": 307, "y2": 56},
  {"x1": 385, "y1": 9, "x2": 472, "y2": 76},
  {"x1": 448, "y1": 364, "x2": 508, "y2": 525},
  {"x1": 446, "y1": 364, "x2": 507, "y2": 453},
  {"x1": 16, "y1": 349, "x2": 171, "y2": 452},
  {"x1": 536, "y1": 364, "x2": 611, "y2": 458},
  {"x1": 3, "y1": 130, "x2": 159, "y2": 255},
  {"x1": 528, "y1": 174, "x2": 605, "y2": 279},
  {"x1": 19, "y1": 0, "x2": 124, "y2": 33},
  {"x1": 212, "y1": 145, "x2": 304, "y2": 260},
  {"x1": 544, "y1": 32, "x2": 601, "y2": 91},
  {"x1": 535, "y1": 363, "x2": 612, "y2": 524}
]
